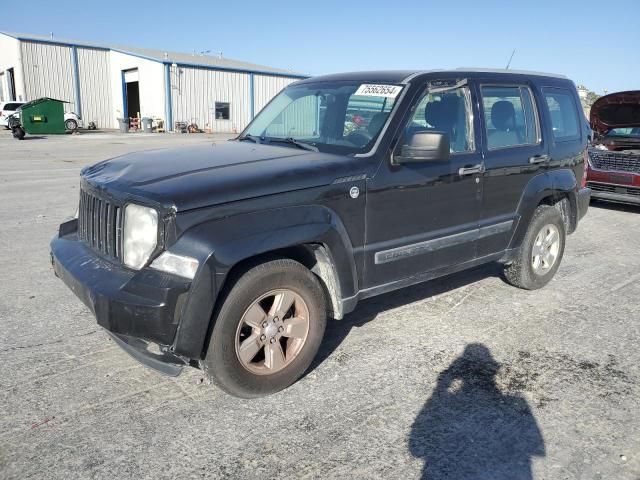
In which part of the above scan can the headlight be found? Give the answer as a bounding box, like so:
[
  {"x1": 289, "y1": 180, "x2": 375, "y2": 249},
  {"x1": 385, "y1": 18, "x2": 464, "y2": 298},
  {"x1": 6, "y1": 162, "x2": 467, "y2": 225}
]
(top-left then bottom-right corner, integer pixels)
[
  {"x1": 150, "y1": 252, "x2": 199, "y2": 279},
  {"x1": 123, "y1": 203, "x2": 158, "y2": 269}
]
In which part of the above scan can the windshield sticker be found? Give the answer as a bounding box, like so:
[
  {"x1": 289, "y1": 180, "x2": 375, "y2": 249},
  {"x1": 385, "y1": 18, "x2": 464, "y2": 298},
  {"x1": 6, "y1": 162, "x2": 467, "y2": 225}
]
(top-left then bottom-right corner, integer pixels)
[{"x1": 355, "y1": 84, "x2": 402, "y2": 98}]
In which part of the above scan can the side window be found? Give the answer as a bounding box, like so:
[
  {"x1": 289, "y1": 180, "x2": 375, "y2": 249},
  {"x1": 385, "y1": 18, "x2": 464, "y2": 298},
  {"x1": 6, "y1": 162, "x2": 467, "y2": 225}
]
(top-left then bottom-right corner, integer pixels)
[
  {"x1": 481, "y1": 86, "x2": 540, "y2": 149},
  {"x1": 400, "y1": 83, "x2": 475, "y2": 153},
  {"x1": 542, "y1": 88, "x2": 580, "y2": 141}
]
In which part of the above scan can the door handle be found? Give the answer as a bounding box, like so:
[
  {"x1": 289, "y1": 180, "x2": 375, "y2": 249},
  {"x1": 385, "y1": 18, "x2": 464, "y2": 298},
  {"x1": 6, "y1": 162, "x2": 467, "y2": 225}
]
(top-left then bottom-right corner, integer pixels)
[
  {"x1": 458, "y1": 164, "x2": 485, "y2": 176},
  {"x1": 529, "y1": 154, "x2": 550, "y2": 164}
]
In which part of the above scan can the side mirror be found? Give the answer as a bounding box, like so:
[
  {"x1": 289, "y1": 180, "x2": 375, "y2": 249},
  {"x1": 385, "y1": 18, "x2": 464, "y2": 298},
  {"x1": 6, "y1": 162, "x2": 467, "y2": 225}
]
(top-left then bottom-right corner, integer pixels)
[{"x1": 395, "y1": 131, "x2": 450, "y2": 164}]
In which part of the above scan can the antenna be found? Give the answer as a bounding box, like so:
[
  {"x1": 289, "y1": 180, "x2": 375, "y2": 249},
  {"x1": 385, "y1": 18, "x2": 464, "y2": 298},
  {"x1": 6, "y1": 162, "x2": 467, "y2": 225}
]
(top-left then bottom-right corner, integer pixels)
[{"x1": 505, "y1": 49, "x2": 516, "y2": 70}]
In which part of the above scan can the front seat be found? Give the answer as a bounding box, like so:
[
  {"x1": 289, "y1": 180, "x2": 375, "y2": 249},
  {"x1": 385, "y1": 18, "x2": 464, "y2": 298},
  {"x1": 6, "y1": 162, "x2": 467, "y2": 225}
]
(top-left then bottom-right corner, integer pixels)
[
  {"x1": 489, "y1": 101, "x2": 519, "y2": 148},
  {"x1": 367, "y1": 112, "x2": 387, "y2": 136}
]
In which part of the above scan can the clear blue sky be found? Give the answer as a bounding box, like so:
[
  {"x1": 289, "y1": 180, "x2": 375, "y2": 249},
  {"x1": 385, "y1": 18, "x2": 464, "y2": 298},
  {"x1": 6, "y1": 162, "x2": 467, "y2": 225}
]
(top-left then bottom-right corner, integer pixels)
[{"x1": 2, "y1": 0, "x2": 638, "y2": 93}]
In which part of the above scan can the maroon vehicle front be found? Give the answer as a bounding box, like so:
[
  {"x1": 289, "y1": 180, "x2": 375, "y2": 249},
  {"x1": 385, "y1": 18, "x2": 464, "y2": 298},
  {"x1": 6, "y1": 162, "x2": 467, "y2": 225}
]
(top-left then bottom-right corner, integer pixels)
[{"x1": 586, "y1": 91, "x2": 640, "y2": 205}]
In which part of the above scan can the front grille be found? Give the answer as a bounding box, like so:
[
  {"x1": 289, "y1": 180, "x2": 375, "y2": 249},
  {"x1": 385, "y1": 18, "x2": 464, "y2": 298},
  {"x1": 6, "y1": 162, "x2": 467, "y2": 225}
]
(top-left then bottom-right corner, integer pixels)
[
  {"x1": 588, "y1": 182, "x2": 640, "y2": 197},
  {"x1": 78, "y1": 188, "x2": 123, "y2": 260},
  {"x1": 588, "y1": 149, "x2": 640, "y2": 173}
]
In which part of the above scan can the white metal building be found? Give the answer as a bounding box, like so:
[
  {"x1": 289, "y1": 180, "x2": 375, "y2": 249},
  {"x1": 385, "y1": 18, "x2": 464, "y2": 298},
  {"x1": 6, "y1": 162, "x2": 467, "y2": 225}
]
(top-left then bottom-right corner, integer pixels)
[{"x1": 0, "y1": 32, "x2": 306, "y2": 132}]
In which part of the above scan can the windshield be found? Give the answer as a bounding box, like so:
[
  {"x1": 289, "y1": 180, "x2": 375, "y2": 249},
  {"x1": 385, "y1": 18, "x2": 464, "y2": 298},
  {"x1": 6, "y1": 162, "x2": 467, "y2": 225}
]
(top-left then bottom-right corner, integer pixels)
[
  {"x1": 241, "y1": 81, "x2": 403, "y2": 154},
  {"x1": 607, "y1": 127, "x2": 640, "y2": 138}
]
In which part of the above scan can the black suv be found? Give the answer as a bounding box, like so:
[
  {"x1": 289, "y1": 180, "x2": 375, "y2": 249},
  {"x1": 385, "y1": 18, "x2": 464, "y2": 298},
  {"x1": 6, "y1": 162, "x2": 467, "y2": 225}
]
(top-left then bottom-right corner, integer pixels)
[{"x1": 51, "y1": 69, "x2": 591, "y2": 397}]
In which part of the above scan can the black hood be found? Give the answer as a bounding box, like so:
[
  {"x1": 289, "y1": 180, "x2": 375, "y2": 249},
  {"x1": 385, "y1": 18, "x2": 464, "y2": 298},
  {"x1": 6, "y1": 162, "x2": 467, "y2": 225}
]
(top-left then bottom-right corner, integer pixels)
[
  {"x1": 590, "y1": 90, "x2": 640, "y2": 135},
  {"x1": 81, "y1": 141, "x2": 363, "y2": 211}
]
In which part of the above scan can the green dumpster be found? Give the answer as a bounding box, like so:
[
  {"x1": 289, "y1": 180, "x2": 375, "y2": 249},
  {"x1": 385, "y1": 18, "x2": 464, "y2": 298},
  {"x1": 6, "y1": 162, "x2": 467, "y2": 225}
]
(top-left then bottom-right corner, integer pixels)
[{"x1": 18, "y1": 97, "x2": 67, "y2": 135}]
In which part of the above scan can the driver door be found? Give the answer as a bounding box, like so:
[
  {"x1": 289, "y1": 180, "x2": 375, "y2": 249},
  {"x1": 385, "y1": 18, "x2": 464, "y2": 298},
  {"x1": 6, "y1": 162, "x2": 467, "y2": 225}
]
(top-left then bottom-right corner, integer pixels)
[{"x1": 363, "y1": 79, "x2": 485, "y2": 289}]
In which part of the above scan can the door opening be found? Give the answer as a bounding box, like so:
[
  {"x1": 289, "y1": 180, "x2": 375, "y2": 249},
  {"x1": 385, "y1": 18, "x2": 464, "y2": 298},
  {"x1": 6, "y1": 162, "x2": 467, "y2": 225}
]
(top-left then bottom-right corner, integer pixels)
[
  {"x1": 122, "y1": 69, "x2": 140, "y2": 118},
  {"x1": 7, "y1": 68, "x2": 16, "y2": 101}
]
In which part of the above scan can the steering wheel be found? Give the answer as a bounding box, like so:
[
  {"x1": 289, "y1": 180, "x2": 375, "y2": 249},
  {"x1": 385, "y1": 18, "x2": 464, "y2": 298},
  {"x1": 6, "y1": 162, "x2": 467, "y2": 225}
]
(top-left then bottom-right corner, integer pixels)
[{"x1": 345, "y1": 131, "x2": 372, "y2": 147}]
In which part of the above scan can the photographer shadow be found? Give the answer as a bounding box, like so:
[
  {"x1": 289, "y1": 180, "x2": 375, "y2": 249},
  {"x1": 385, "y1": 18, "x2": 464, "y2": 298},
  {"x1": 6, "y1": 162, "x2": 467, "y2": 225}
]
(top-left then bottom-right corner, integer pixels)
[{"x1": 409, "y1": 344, "x2": 545, "y2": 480}]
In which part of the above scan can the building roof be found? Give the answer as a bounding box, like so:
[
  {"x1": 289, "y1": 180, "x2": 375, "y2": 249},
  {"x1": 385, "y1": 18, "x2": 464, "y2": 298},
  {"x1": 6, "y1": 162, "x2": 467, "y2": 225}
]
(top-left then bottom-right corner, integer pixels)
[{"x1": 0, "y1": 31, "x2": 306, "y2": 78}]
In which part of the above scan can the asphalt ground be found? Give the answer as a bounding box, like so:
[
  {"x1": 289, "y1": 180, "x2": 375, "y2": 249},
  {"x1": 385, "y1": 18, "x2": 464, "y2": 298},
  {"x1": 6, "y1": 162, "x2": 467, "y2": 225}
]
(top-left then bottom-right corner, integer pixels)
[{"x1": 1, "y1": 129, "x2": 639, "y2": 479}]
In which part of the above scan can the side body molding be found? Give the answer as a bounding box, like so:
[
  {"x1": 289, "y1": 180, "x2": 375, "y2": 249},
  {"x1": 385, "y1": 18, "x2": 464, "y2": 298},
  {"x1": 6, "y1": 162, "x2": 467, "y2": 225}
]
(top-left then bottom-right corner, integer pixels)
[{"x1": 169, "y1": 205, "x2": 359, "y2": 358}]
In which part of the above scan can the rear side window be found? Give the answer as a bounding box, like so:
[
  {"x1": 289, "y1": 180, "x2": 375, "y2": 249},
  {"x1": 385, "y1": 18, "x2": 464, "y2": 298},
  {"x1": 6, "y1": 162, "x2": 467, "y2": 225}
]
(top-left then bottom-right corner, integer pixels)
[
  {"x1": 2, "y1": 102, "x2": 22, "y2": 111},
  {"x1": 542, "y1": 88, "x2": 580, "y2": 141},
  {"x1": 481, "y1": 86, "x2": 540, "y2": 149}
]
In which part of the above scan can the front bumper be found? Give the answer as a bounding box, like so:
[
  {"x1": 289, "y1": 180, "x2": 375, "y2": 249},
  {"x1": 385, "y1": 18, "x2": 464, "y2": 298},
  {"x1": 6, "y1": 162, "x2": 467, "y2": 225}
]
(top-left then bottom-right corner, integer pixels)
[
  {"x1": 51, "y1": 222, "x2": 192, "y2": 372},
  {"x1": 587, "y1": 182, "x2": 640, "y2": 206},
  {"x1": 586, "y1": 161, "x2": 640, "y2": 206}
]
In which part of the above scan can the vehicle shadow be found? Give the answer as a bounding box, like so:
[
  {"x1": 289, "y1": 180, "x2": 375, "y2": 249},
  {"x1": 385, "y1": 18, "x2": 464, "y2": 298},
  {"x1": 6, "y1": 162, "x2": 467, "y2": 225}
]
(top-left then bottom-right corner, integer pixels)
[
  {"x1": 307, "y1": 263, "x2": 503, "y2": 375},
  {"x1": 409, "y1": 343, "x2": 545, "y2": 479},
  {"x1": 590, "y1": 199, "x2": 640, "y2": 214}
]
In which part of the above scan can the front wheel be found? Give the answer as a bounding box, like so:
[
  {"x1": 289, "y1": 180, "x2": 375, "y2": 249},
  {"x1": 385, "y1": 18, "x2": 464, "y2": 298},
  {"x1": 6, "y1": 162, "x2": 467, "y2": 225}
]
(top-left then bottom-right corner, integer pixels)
[
  {"x1": 12, "y1": 126, "x2": 25, "y2": 140},
  {"x1": 203, "y1": 259, "x2": 327, "y2": 398},
  {"x1": 503, "y1": 205, "x2": 566, "y2": 290},
  {"x1": 65, "y1": 119, "x2": 78, "y2": 131}
]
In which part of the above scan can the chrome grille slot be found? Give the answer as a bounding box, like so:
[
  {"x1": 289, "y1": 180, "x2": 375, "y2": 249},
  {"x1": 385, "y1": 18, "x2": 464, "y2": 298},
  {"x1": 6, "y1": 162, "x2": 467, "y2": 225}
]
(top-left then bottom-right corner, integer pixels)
[
  {"x1": 588, "y1": 150, "x2": 640, "y2": 173},
  {"x1": 78, "y1": 188, "x2": 123, "y2": 261}
]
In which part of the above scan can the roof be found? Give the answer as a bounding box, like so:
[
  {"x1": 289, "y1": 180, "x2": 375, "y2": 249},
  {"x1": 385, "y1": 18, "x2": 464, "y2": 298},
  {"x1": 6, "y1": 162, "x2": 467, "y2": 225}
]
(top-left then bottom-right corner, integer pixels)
[
  {"x1": 0, "y1": 31, "x2": 306, "y2": 78},
  {"x1": 20, "y1": 97, "x2": 69, "y2": 109},
  {"x1": 297, "y1": 68, "x2": 569, "y2": 85}
]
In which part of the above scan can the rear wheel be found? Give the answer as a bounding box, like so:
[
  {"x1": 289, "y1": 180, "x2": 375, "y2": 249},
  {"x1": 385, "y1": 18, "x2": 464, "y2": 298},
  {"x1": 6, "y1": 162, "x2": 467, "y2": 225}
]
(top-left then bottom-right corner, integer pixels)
[
  {"x1": 504, "y1": 205, "x2": 566, "y2": 290},
  {"x1": 203, "y1": 259, "x2": 326, "y2": 398}
]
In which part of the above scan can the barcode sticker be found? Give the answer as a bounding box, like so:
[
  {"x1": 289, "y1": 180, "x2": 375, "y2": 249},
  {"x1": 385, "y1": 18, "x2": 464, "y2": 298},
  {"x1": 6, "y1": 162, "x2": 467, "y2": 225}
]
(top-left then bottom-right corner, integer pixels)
[{"x1": 354, "y1": 84, "x2": 402, "y2": 98}]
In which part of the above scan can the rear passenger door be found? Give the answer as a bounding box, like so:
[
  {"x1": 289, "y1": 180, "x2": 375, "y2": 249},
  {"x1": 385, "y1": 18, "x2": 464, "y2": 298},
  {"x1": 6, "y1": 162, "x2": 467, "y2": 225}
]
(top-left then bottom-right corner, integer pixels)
[{"x1": 476, "y1": 81, "x2": 548, "y2": 257}]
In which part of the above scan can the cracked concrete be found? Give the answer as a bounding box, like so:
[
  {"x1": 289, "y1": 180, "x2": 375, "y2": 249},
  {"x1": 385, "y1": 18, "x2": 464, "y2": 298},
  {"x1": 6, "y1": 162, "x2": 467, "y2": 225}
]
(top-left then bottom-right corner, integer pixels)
[{"x1": 0, "y1": 129, "x2": 639, "y2": 479}]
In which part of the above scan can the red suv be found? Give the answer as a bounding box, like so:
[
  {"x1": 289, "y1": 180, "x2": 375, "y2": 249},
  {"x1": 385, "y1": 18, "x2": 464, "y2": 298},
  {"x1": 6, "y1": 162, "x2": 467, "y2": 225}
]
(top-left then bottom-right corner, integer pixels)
[{"x1": 586, "y1": 91, "x2": 640, "y2": 205}]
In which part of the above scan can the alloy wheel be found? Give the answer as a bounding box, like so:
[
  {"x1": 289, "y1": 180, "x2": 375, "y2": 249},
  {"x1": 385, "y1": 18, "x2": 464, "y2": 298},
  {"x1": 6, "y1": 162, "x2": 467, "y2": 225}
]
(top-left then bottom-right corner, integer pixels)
[{"x1": 235, "y1": 289, "x2": 310, "y2": 375}]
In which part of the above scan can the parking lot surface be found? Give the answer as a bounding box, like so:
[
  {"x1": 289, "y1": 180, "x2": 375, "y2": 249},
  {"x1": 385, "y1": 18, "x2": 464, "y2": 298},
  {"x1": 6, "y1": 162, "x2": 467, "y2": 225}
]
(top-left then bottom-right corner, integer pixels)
[{"x1": 1, "y1": 129, "x2": 639, "y2": 479}]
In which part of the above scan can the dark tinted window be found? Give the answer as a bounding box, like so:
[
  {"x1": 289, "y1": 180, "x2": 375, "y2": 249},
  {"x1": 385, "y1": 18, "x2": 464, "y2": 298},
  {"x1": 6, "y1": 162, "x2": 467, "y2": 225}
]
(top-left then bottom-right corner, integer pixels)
[
  {"x1": 481, "y1": 86, "x2": 539, "y2": 149},
  {"x1": 215, "y1": 102, "x2": 230, "y2": 120},
  {"x1": 543, "y1": 89, "x2": 580, "y2": 140},
  {"x1": 2, "y1": 102, "x2": 22, "y2": 111}
]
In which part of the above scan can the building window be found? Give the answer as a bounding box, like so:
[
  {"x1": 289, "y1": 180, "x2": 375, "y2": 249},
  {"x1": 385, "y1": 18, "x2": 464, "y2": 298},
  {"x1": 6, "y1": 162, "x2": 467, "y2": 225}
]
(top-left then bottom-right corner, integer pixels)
[{"x1": 215, "y1": 102, "x2": 230, "y2": 120}]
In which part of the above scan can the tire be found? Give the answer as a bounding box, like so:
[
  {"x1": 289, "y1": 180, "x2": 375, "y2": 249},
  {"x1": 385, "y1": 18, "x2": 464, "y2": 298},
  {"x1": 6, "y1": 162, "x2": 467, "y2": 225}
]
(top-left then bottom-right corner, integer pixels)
[
  {"x1": 12, "y1": 127, "x2": 25, "y2": 140},
  {"x1": 504, "y1": 205, "x2": 566, "y2": 290},
  {"x1": 65, "y1": 119, "x2": 78, "y2": 131},
  {"x1": 203, "y1": 259, "x2": 327, "y2": 398}
]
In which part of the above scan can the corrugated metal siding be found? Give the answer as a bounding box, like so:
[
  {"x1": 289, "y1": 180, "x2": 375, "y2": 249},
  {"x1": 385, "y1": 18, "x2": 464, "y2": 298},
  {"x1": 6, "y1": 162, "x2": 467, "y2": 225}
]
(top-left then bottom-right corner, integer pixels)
[
  {"x1": 265, "y1": 96, "x2": 318, "y2": 137},
  {"x1": 254, "y1": 75, "x2": 297, "y2": 113},
  {"x1": 171, "y1": 67, "x2": 251, "y2": 133},
  {"x1": 21, "y1": 41, "x2": 75, "y2": 111},
  {"x1": 77, "y1": 48, "x2": 113, "y2": 128}
]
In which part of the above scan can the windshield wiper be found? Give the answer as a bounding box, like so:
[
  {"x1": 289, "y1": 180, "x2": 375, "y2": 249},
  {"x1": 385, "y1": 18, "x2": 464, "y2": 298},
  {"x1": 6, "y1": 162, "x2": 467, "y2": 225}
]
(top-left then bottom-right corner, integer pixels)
[
  {"x1": 268, "y1": 137, "x2": 319, "y2": 152},
  {"x1": 237, "y1": 134, "x2": 262, "y2": 144}
]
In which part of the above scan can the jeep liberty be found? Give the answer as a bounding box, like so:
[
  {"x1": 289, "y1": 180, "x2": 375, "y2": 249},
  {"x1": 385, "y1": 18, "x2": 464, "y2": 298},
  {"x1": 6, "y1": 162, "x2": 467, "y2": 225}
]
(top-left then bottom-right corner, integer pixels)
[{"x1": 51, "y1": 69, "x2": 591, "y2": 397}]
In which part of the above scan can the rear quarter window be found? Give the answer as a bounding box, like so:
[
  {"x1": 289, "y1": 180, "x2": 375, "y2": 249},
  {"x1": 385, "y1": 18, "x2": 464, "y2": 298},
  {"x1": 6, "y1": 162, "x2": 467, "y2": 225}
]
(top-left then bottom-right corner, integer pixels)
[
  {"x1": 2, "y1": 102, "x2": 22, "y2": 111},
  {"x1": 542, "y1": 88, "x2": 580, "y2": 141}
]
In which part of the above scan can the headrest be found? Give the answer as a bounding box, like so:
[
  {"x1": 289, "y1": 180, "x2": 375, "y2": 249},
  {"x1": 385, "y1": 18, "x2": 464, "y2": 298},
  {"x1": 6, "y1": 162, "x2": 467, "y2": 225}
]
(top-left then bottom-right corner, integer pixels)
[
  {"x1": 367, "y1": 112, "x2": 386, "y2": 135},
  {"x1": 491, "y1": 101, "x2": 516, "y2": 131},
  {"x1": 424, "y1": 101, "x2": 443, "y2": 127}
]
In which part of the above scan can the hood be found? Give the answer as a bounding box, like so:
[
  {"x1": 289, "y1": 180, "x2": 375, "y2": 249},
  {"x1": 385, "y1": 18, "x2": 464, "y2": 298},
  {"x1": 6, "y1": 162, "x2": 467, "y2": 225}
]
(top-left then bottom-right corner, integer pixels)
[
  {"x1": 81, "y1": 141, "x2": 363, "y2": 211},
  {"x1": 590, "y1": 90, "x2": 640, "y2": 135}
]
